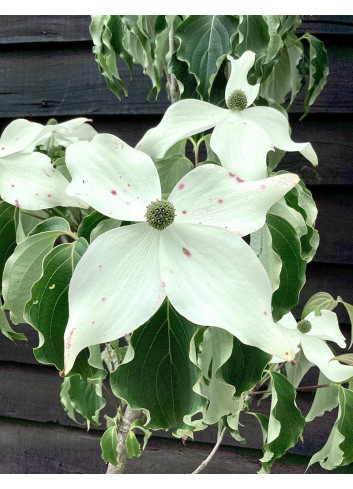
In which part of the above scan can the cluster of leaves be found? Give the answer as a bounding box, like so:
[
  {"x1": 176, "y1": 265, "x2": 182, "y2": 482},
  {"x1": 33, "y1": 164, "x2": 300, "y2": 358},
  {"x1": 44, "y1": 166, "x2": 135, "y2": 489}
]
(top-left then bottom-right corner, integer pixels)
[
  {"x1": 0, "y1": 15, "x2": 352, "y2": 475},
  {"x1": 90, "y1": 14, "x2": 328, "y2": 117}
]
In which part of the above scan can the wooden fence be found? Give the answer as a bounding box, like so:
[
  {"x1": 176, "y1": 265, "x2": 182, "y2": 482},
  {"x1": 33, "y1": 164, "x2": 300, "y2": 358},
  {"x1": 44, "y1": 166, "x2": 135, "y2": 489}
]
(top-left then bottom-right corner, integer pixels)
[{"x1": 0, "y1": 15, "x2": 352, "y2": 474}]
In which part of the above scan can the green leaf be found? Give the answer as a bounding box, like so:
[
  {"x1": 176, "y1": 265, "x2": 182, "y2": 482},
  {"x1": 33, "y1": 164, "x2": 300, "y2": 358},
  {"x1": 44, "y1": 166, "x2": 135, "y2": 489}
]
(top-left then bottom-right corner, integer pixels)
[
  {"x1": 65, "y1": 373, "x2": 106, "y2": 426},
  {"x1": 169, "y1": 52, "x2": 198, "y2": 99},
  {"x1": 285, "y1": 348, "x2": 313, "y2": 388},
  {"x1": 175, "y1": 15, "x2": 239, "y2": 100},
  {"x1": 14, "y1": 209, "x2": 48, "y2": 244},
  {"x1": 235, "y1": 15, "x2": 283, "y2": 82},
  {"x1": 77, "y1": 210, "x2": 109, "y2": 242},
  {"x1": 284, "y1": 180, "x2": 319, "y2": 263},
  {"x1": 307, "y1": 387, "x2": 353, "y2": 471},
  {"x1": 267, "y1": 214, "x2": 307, "y2": 321},
  {"x1": 101, "y1": 425, "x2": 119, "y2": 465},
  {"x1": 110, "y1": 300, "x2": 205, "y2": 432},
  {"x1": 121, "y1": 17, "x2": 157, "y2": 97},
  {"x1": 337, "y1": 299, "x2": 353, "y2": 348},
  {"x1": 305, "y1": 372, "x2": 339, "y2": 423},
  {"x1": 221, "y1": 337, "x2": 271, "y2": 396},
  {"x1": 154, "y1": 155, "x2": 193, "y2": 195},
  {"x1": 126, "y1": 430, "x2": 141, "y2": 459},
  {"x1": 250, "y1": 224, "x2": 282, "y2": 293},
  {"x1": 28, "y1": 216, "x2": 71, "y2": 236},
  {"x1": 301, "y1": 33, "x2": 329, "y2": 119},
  {"x1": 0, "y1": 201, "x2": 17, "y2": 291},
  {"x1": 2, "y1": 219, "x2": 71, "y2": 324},
  {"x1": 0, "y1": 307, "x2": 27, "y2": 341},
  {"x1": 257, "y1": 371, "x2": 305, "y2": 473},
  {"x1": 24, "y1": 239, "x2": 88, "y2": 371},
  {"x1": 197, "y1": 327, "x2": 238, "y2": 425},
  {"x1": 285, "y1": 32, "x2": 305, "y2": 108},
  {"x1": 330, "y1": 354, "x2": 353, "y2": 368},
  {"x1": 60, "y1": 377, "x2": 84, "y2": 425},
  {"x1": 302, "y1": 291, "x2": 338, "y2": 319},
  {"x1": 90, "y1": 218, "x2": 122, "y2": 242},
  {"x1": 90, "y1": 15, "x2": 131, "y2": 100}
]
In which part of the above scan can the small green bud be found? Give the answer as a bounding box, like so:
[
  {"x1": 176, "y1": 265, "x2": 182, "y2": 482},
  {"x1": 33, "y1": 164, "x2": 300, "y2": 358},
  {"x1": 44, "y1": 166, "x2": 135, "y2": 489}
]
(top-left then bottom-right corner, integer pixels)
[
  {"x1": 47, "y1": 118, "x2": 58, "y2": 125},
  {"x1": 226, "y1": 89, "x2": 248, "y2": 111},
  {"x1": 297, "y1": 319, "x2": 312, "y2": 334},
  {"x1": 146, "y1": 200, "x2": 175, "y2": 231}
]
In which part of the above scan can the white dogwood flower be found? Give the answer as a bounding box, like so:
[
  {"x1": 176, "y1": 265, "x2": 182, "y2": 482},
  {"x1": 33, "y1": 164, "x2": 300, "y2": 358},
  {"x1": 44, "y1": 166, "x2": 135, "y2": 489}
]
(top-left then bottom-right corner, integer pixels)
[
  {"x1": 0, "y1": 119, "x2": 89, "y2": 210},
  {"x1": 272, "y1": 310, "x2": 353, "y2": 383},
  {"x1": 137, "y1": 51, "x2": 317, "y2": 181},
  {"x1": 62, "y1": 133, "x2": 300, "y2": 374}
]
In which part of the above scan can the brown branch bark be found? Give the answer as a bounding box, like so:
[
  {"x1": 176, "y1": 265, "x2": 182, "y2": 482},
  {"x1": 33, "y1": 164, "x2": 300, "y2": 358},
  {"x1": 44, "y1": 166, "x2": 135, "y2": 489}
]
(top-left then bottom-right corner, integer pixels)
[{"x1": 106, "y1": 405, "x2": 145, "y2": 474}]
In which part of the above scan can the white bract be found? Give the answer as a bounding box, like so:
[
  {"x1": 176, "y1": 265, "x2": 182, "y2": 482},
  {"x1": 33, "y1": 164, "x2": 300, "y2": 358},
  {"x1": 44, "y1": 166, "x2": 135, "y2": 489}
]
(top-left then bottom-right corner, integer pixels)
[
  {"x1": 272, "y1": 310, "x2": 353, "y2": 382},
  {"x1": 137, "y1": 51, "x2": 317, "y2": 181},
  {"x1": 62, "y1": 132, "x2": 300, "y2": 374},
  {"x1": 32, "y1": 117, "x2": 97, "y2": 150},
  {"x1": 0, "y1": 119, "x2": 90, "y2": 210}
]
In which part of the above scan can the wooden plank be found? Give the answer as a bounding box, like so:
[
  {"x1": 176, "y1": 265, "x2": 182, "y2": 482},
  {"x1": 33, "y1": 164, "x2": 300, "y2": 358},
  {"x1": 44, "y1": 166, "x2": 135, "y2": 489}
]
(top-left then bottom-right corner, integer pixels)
[
  {"x1": 0, "y1": 362, "x2": 117, "y2": 429},
  {"x1": 0, "y1": 351, "x2": 348, "y2": 458},
  {"x1": 0, "y1": 43, "x2": 352, "y2": 118},
  {"x1": 0, "y1": 48, "x2": 169, "y2": 118},
  {"x1": 309, "y1": 186, "x2": 353, "y2": 264},
  {"x1": 0, "y1": 15, "x2": 90, "y2": 44},
  {"x1": 299, "y1": 15, "x2": 353, "y2": 35},
  {"x1": 2, "y1": 418, "x2": 348, "y2": 474},
  {"x1": 0, "y1": 16, "x2": 352, "y2": 45},
  {"x1": 0, "y1": 418, "x2": 106, "y2": 474}
]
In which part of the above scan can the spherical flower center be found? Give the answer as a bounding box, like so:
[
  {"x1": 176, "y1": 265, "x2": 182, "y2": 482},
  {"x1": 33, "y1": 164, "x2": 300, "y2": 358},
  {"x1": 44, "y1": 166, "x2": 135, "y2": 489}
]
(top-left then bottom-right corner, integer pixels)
[
  {"x1": 146, "y1": 200, "x2": 175, "y2": 230},
  {"x1": 226, "y1": 89, "x2": 248, "y2": 111},
  {"x1": 297, "y1": 319, "x2": 312, "y2": 334}
]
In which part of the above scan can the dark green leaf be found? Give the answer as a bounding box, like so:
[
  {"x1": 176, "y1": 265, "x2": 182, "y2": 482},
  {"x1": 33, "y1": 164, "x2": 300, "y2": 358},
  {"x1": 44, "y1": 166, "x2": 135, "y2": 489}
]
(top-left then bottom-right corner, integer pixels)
[
  {"x1": 65, "y1": 373, "x2": 106, "y2": 425},
  {"x1": 77, "y1": 211, "x2": 109, "y2": 242},
  {"x1": 110, "y1": 300, "x2": 205, "y2": 431},
  {"x1": 0, "y1": 201, "x2": 17, "y2": 290},
  {"x1": 101, "y1": 426, "x2": 119, "y2": 465},
  {"x1": 257, "y1": 371, "x2": 305, "y2": 473},
  {"x1": 0, "y1": 307, "x2": 27, "y2": 341},
  {"x1": 2, "y1": 222, "x2": 72, "y2": 324},
  {"x1": 301, "y1": 33, "x2": 329, "y2": 119},
  {"x1": 221, "y1": 338, "x2": 271, "y2": 396},
  {"x1": 176, "y1": 15, "x2": 239, "y2": 100},
  {"x1": 155, "y1": 155, "x2": 193, "y2": 194},
  {"x1": 308, "y1": 387, "x2": 353, "y2": 470},
  {"x1": 24, "y1": 239, "x2": 88, "y2": 371},
  {"x1": 302, "y1": 291, "x2": 338, "y2": 319},
  {"x1": 267, "y1": 214, "x2": 307, "y2": 321}
]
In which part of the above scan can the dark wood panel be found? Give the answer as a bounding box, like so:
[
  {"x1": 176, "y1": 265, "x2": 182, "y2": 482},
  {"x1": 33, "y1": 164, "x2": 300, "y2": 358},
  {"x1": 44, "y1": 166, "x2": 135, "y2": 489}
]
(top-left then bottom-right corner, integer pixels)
[
  {"x1": 310, "y1": 186, "x2": 353, "y2": 264},
  {"x1": 0, "y1": 351, "x2": 347, "y2": 458},
  {"x1": 0, "y1": 43, "x2": 352, "y2": 117},
  {"x1": 0, "y1": 362, "x2": 117, "y2": 429},
  {"x1": 299, "y1": 16, "x2": 353, "y2": 35},
  {"x1": 0, "y1": 418, "x2": 106, "y2": 474},
  {"x1": 1, "y1": 16, "x2": 352, "y2": 45},
  {"x1": 2, "y1": 418, "x2": 347, "y2": 474},
  {"x1": 0, "y1": 48, "x2": 169, "y2": 118},
  {"x1": 0, "y1": 15, "x2": 90, "y2": 44}
]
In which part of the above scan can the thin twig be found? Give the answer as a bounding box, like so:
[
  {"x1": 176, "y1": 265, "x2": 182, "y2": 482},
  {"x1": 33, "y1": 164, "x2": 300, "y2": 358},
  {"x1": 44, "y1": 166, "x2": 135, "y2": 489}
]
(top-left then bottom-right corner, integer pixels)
[
  {"x1": 245, "y1": 362, "x2": 286, "y2": 402},
  {"x1": 251, "y1": 383, "x2": 331, "y2": 397},
  {"x1": 168, "y1": 23, "x2": 179, "y2": 104},
  {"x1": 191, "y1": 427, "x2": 227, "y2": 474}
]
